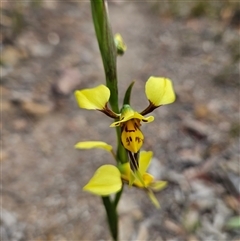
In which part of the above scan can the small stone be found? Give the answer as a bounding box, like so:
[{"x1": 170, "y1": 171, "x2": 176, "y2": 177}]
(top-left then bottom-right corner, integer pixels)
[
  {"x1": 42, "y1": 0, "x2": 58, "y2": 9},
  {"x1": 187, "y1": 235, "x2": 200, "y2": 241},
  {"x1": 1, "y1": 46, "x2": 27, "y2": 66},
  {"x1": 13, "y1": 119, "x2": 28, "y2": 131},
  {"x1": 21, "y1": 100, "x2": 54, "y2": 116},
  {"x1": 224, "y1": 195, "x2": 240, "y2": 213},
  {"x1": 189, "y1": 181, "x2": 216, "y2": 210},
  {"x1": 1, "y1": 209, "x2": 26, "y2": 241},
  {"x1": 135, "y1": 222, "x2": 149, "y2": 241},
  {"x1": 52, "y1": 68, "x2": 81, "y2": 97},
  {"x1": 164, "y1": 219, "x2": 185, "y2": 235},
  {"x1": 118, "y1": 194, "x2": 138, "y2": 214},
  {"x1": 183, "y1": 208, "x2": 200, "y2": 232},
  {"x1": 182, "y1": 118, "x2": 210, "y2": 140},
  {"x1": 0, "y1": 151, "x2": 8, "y2": 162},
  {"x1": 194, "y1": 104, "x2": 209, "y2": 119},
  {"x1": 131, "y1": 209, "x2": 144, "y2": 221},
  {"x1": 174, "y1": 189, "x2": 186, "y2": 205},
  {"x1": 154, "y1": 237, "x2": 164, "y2": 241},
  {"x1": 1, "y1": 100, "x2": 12, "y2": 112},
  {"x1": 48, "y1": 32, "x2": 60, "y2": 45},
  {"x1": 178, "y1": 147, "x2": 202, "y2": 164},
  {"x1": 119, "y1": 215, "x2": 135, "y2": 241},
  {"x1": 29, "y1": 43, "x2": 53, "y2": 58}
]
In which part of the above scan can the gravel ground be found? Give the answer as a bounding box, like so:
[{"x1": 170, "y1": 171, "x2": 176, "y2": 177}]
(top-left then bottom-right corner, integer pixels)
[{"x1": 1, "y1": 2, "x2": 239, "y2": 241}]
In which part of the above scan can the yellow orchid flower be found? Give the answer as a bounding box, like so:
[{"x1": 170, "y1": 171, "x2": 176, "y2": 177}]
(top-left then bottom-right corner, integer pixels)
[
  {"x1": 119, "y1": 151, "x2": 167, "y2": 208},
  {"x1": 85, "y1": 151, "x2": 166, "y2": 208},
  {"x1": 110, "y1": 105, "x2": 154, "y2": 153},
  {"x1": 74, "y1": 77, "x2": 175, "y2": 173},
  {"x1": 119, "y1": 152, "x2": 167, "y2": 188},
  {"x1": 110, "y1": 105, "x2": 154, "y2": 178},
  {"x1": 78, "y1": 142, "x2": 167, "y2": 208}
]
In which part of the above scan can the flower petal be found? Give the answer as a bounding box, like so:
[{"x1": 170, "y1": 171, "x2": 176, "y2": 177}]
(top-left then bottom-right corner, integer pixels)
[
  {"x1": 147, "y1": 189, "x2": 160, "y2": 209},
  {"x1": 121, "y1": 120, "x2": 144, "y2": 153},
  {"x1": 110, "y1": 104, "x2": 154, "y2": 127},
  {"x1": 75, "y1": 141, "x2": 112, "y2": 152},
  {"x1": 150, "y1": 181, "x2": 167, "y2": 191},
  {"x1": 133, "y1": 112, "x2": 154, "y2": 123},
  {"x1": 142, "y1": 173, "x2": 154, "y2": 186},
  {"x1": 75, "y1": 85, "x2": 110, "y2": 110},
  {"x1": 139, "y1": 151, "x2": 153, "y2": 175},
  {"x1": 119, "y1": 161, "x2": 153, "y2": 188},
  {"x1": 83, "y1": 165, "x2": 122, "y2": 196},
  {"x1": 133, "y1": 173, "x2": 153, "y2": 187},
  {"x1": 145, "y1": 77, "x2": 176, "y2": 107}
]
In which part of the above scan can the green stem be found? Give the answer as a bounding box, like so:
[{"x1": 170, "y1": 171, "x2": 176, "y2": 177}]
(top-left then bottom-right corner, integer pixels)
[
  {"x1": 91, "y1": 1, "x2": 128, "y2": 240},
  {"x1": 90, "y1": 0, "x2": 118, "y2": 113},
  {"x1": 102, "y1": 196, "x2": 118, "y2": 241},
  {"x1": 114, "y1": 185, "x2": 124, "y2": 207},
  {"x1": 90, "y1": 0, "x2": 127, "y2": 164},
  {"x1": 116, "y1": 127, "x2": 128, "y2": 163}
]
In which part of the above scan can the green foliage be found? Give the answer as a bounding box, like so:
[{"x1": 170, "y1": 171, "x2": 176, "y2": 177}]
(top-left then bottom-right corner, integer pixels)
[
  {"x1": 225, "y1": 216, "x2": 240, "y2": 230},
  {"x1": 123, "y1": 81, "x2": 135, "y2": 106}
]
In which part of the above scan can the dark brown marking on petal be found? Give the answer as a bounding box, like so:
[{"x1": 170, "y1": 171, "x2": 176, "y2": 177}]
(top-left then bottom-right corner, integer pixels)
[
  {"x1": 125, "y1": 125, "x2": 136, "y2": 133},
  {"x1": 135, "y1": 137, "x2": 142, "y2": 143},
  {"x1": 128, "y1": 151, "x2": 139, "y2": 172},
  {"x1": 134, "y1": 123, "x2": 138, "y2": 131}
]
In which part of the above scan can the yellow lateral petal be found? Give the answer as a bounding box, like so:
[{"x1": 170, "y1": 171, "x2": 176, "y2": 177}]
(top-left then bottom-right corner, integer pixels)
[
  {"x1": 75, "y1": 141, "x2": 112, "y2": 152},
  {"x1": 83, "y1": 165, "x2": 122, "y2": 196},
  {"x1": 75, "y1": 85, "x2": 110, "y2": 110},
  {"x1": 145, "y1": 77, "x2": 176, "y2": 107},
  {"x1": 139, "y1": 151, "x2": 153, "y2": 175}
]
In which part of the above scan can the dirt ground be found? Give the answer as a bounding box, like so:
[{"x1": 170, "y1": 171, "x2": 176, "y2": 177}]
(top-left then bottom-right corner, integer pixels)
[{"x1": 1, "y1": 1, "x2": 240, "y2": 241}]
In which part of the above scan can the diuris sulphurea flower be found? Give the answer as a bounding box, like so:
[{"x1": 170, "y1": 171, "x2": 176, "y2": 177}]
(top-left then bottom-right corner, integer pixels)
[
  {"x1": 75, "y1": 76, "x2": 175, "y2": 178},
  {"x1": 75, "y1": 141, "x2": 167, "y2": 208},
  {"x1": 109, "y1": 104, "x2": 153, "y2": 185}
]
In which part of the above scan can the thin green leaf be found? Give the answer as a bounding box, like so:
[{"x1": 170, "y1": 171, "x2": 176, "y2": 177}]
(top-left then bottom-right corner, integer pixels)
[{"x1": 123, "y1": 81, "x2": 135, "y2": 105}]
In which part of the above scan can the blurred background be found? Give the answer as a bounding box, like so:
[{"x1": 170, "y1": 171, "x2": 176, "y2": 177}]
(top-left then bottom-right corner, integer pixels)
[{"x1": 1, "y1": 1, "x2": 239, "y2": 240}]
